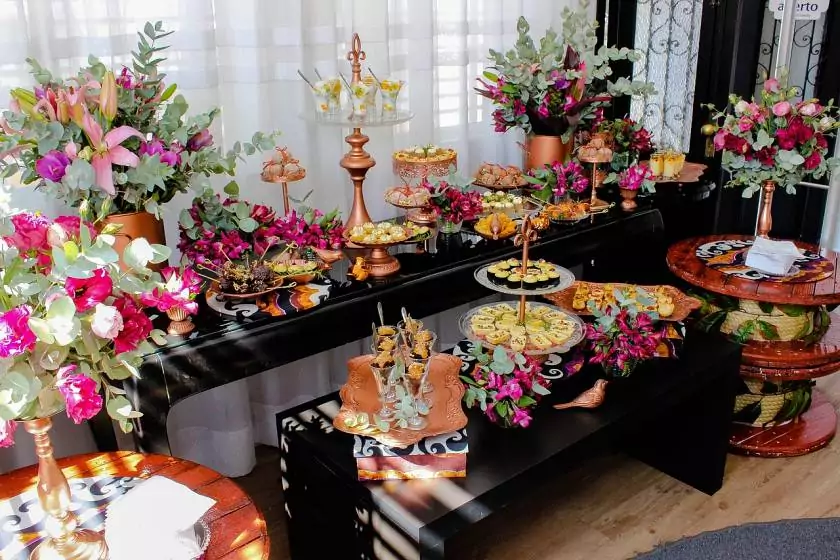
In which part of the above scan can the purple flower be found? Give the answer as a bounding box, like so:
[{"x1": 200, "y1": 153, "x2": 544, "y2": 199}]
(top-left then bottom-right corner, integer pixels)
[
  {"x1": 139, "y1": 138, "x2": 166, "y2": 157},
  {"x1": 187, "y1": 129, "x2": 213, "y2": 151},
  {"x1": 159, "y1": 151, "x2": 180, "y2": 166},
  {"x1": 35, "y1": 150, "x2": 71, "y2": 182},
  {"x1": 0, "y1": 305, "x2": 37, "y2": 358},
  {"x1": 512, "y1": 407, "x2": 532, "y2": 428}
]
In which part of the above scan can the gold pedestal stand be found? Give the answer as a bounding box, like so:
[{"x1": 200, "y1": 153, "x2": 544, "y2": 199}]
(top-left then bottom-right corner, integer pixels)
[
  {"x1": 579, "y1": 137, "x2": 613, "y2": 212},
  {"x1": 342, "y1": 34, "x2": 375, "y2": 230},
  {"x1": 514, "y1": 216, "x2": 539, "y2": 323},
  {"x1": 23, "y1": 418, "x2": 109, "y2": 560},
  {"x1": 367, "y1": 247, "x2": 401, "y2": 276},
  {"x1": 757, "y1": 179, "x2": 776, "y2": 238}
]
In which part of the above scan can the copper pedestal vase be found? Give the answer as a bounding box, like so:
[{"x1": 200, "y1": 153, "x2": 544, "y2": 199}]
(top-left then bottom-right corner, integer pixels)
[
  {"x1": 21, "y1": 417, "x2": 109, "y2": 560},
  {"x1": 524, "y1": 135, "x2": 573, "y2": 170},
  {"x1": 102, "y1": 211, "x2": 167, "y2": 271},
  {"x1": 756, "y1": 180, "x2": 776, "y2": 238},
  {"x1": 619, "y1": 188, "x2": 638, "y2": 211}
]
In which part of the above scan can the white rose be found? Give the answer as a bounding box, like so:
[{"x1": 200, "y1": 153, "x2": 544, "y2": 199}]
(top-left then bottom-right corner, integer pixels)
[
  {"x1": 819, "y1": 116, "x2": 835, "y2": 131},
  {"x1": 91, "y1": 304, "x2": 124, "y2": 340},
  {"x1": 734, "y1": 100, "x2": 750, "y2": 116}
]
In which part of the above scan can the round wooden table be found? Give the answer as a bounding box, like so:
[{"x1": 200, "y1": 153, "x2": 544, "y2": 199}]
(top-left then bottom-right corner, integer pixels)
[
  {"x1": 667, "y1": 234, "x2": 840, "y2": 457},
  {"x1": 0, "y1": 452, "x2": 269, "y2": 560}
]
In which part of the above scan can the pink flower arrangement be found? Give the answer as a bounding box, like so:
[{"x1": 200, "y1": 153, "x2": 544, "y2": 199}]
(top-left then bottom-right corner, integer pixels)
[
  {"x1": 707, "y1": 78, "x2": 839, "y2": 196},
  {"x1": 587, "y1": 289, "x2": 665, "y2": 377},
  {"x1": 524, "y1": 160, "x2": 589, "y2": 203},
  {"x1": 179, "y1": 188, "x2": 344, "y2": 267},
  {"x1": 617, "y1": 164, "x2": 655, "y2": 193},
  {"x1": 461, "y1": 346, "x2": 551, "y2": 428},
  {"x1": 422, "y1": 177, "x2": 483, "y2": 224},
  {"x1": 141, "y1": 266, "x2": 203, "y2": 316},
  {"x1": 0, "y1": 420, "x2": 16, "y2": 448},
  {"x1": 0, "y1": 22, "x2": 279, "y2": 219},
  {"x1": 0, "y1": 211, "x2": 169, "y2": 442}
]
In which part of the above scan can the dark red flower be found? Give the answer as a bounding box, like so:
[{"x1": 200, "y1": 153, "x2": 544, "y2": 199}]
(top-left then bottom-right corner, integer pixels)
[
  {"x1": 804, "y1": 151, "x2": 822, "y2": 170},
  {"x1": 775, "y1": 128, "x2": 797, "y2": 150},
  {"x1": 815, "y1": 134, "x2": 828, "y2": 150},
  {"x1": 113, "y1": 297, "x2": 153, "y2": 354},
  {"x1": 755, "y1": 146, "x2": 777, "y2": 167}
]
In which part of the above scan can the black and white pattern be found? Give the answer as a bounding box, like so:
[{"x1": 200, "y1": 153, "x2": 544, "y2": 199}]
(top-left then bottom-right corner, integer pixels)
[
  {"x1": 695, "y1": 239, "x2": 824, "y2": 281},
  {"x1": 451, "y1": 339, "x2": 568, "y2": 381},
  {"x1": 353, "y1": 428, "x2": 468, "y2": 458},
  {"x1": 1, "y1": 476, "x2": 139, "y2": 560}
]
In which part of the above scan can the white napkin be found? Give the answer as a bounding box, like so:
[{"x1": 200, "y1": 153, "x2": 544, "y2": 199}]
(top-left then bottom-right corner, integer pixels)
[
  {"x1": 105, "y1": 476, "x2": 216, "y2": 560},
  {"x1": 745, "y1": 237, "x2": 801, "y2": 275}
]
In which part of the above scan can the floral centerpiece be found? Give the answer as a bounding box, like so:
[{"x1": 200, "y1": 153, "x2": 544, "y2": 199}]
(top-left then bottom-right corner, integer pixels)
[
  {"x1": 422, "y1": 168, "x2": 483, "y2": 234},
  {"x1": 595, "y1": 117, "x2": 654, "y2": 169},
  {"x1": 0, "y1": 21, "x2": 278, "y2": 250},
  {"x1": 179, "y1": 185, "x2": 345, "y2": 267},
  {"x1": 140, "y1": 265, "x2": 202, "y2": 334},
  {"x1": 476, "y1": 1, "x2": 653, "y2": 143},
  {"x1": 707, "y1": 77, "x2": 839, "y2": 197},
  {"x1": 0, "y1": 211, "x2": 169, "y2": 439},
  {"x1": 524, "y1": 160, "x2": 590, "y2": 203},
  {"x1": 461, "y1": 346, "x2": 551, "y2": 428},
  {"x1": 586, "y1": 288, "x2": 665, "y2": 377}
]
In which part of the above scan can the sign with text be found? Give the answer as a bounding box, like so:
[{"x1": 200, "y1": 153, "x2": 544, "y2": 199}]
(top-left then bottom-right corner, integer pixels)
[{"x1": 768, "y1": 0, "x2": 829, "y2": 20}]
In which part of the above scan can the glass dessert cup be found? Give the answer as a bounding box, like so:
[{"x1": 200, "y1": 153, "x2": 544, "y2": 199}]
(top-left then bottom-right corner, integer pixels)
[
  {"x1": 407, "y1": 330, "x2": 437, "y2": 395},
  {"x1": 397, "y1": 318, "x2": 425, "y2": 349},
  {"x1": 403, "y1": 358, "x2": 431, "y2": 430},
  {"x1": 369, "y1": 363, "x2": 397, "y2": 420},
  {"x1": 380, "y1": 78, "x2": 404, "y2": 115}
]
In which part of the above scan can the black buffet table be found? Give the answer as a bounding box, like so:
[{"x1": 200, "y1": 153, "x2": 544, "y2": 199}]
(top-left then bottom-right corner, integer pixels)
[
  {"x1": 278, "y1": 332, "x2": 741, "y2": 559},
  {"x1": 95, "y1": 202, "x2": 681, "y2": 453}
]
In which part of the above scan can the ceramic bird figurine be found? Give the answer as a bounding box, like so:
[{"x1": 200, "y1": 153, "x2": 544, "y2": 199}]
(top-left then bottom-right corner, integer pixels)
[{"x1": 553, "y1": 379, "x2": 609, "y2": 410}]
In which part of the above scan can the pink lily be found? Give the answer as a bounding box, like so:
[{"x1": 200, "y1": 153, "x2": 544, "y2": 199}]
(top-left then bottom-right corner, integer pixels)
[{"x1": 82, "y1": 113, "x2": 142, "y2": 196}]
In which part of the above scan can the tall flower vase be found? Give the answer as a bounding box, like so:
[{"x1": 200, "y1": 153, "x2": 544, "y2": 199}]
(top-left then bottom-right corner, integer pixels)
[
  {"x1": 756, "y1": 180, "x2": 776, "y2": 238},
  {"x1": 523, "y1": 135, "x2": 574, "y2": 170},
  {"x1": 437, "y1": 218, "x2": 463, "y2": 235},
  {"x1": 22, "y1": 417, "x2": 109, "y2": 560},
  {"x1": 102, "y1": 211, "x2": 168, "y2": 271}
]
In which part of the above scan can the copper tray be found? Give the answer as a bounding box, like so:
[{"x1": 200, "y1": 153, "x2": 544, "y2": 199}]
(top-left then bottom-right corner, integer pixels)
[
  {"x1": 640, "y1": 161, "x2": 708, "y2": 184},
  {"x1": 334, "y1": 353, "x2": 466, "y2": 448},
  {"x1": 545, "y1": 281, "x2": 701, "y2": 322},
  {"x1": 473, "y1": 178, "x2": 528, "y2": 190}
]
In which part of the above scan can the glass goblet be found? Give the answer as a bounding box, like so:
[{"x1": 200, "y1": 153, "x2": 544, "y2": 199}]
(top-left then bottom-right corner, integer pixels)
[
  {"x1": 405, "y1": 355, "x2": 433, "y2": 413},
  {"x1": 402, "y1": 360, "x2": 429, "y2": 431},
  {"x1": 397, "y1": 318, "x2": 425, "y2": 350},
  {"x1": 370, "y1": 345, "x2": 399, "y2": 404},
  {"x1": 407, "y1": 331, "x2": 437, "y2": 395},
  {"x1": 370, "y1": 363, "x2": 397, "y2": 421}
]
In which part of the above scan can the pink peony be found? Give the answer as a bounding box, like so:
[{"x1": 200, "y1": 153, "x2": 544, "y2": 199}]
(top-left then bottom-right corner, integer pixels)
[
  {"x1": 0, "y1": 305, "x2": 37, "y2": 358},
  {"x1": 772, "y1": 101, "x2": 791, "y2": 117},
  {"x1": 6, "y1": 212, "x2": 50, "y2": 253},
  {"x1": 798, "y1": 102, "x2": 822, "y2": 117},
  {"x1": 66, "y1": 268, "x2": 113, "y2": 312},
  {"x1": 55, "y1": 365, "x2": 103, "y2": 424},
  {"x1": 764, "y1": 78, "x2": 780, "y2": 93},
  {"x1": 113, "y1": 297, "x2": 153, "y2": 354},
  {"x1": 91, "y1": 303, "x2": 124, "y2": 340},
  {"x1": 0, "y1": 420, "x2": 15, "y2": 448}
]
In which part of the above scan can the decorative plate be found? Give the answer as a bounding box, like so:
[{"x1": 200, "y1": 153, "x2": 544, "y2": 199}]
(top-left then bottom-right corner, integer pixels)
[
  {"x1": 641, "y1": 161, "x2": 708, "y2": 183},
  {"x1": 544, "y1": 281, "x2": 701, "y2": 322},
  {"x1": 458, "y1": 301, "x2": 586, "y2": 357},
  {"x1": 344, "y1": 225, "x2": 433, "y2": 248},
  {"x1": 472, "y1": 178, "x2": 529, "y2": 190},
  {"x1": 206, "y1": 281, "x2": 331, "y2": 319},
  {"x1": 334, "y1": 353, "x2": 466, "y2": 448},
  {"x1": 695, "y1": 238, "x2": 834, "y2": 283},
  {"x1": 474, "y1": 262, "x2": 575, "y2": 296}
]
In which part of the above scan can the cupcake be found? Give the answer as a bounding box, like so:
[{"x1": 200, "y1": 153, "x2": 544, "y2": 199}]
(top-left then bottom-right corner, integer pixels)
[
  {"x1": 546, "y1": 270, "x2": 561, "y2": 287},
  {"x1": 507, "y1": 272, "x2": 523, "y2": 289},
  {"x1": 536, "y1": 273, "x2": 550, "y2": 287},
  {"x1": 507, "y1": 258, "x2": 521, "y2": 268},
  {"x1": 495, "y1": 261, "x2": 511, "y2": 271}
]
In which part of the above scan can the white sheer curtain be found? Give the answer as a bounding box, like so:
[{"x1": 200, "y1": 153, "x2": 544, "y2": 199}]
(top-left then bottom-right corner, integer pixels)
[{"x1": 0, "y1": 0, "x2": 586, "y2": 475}]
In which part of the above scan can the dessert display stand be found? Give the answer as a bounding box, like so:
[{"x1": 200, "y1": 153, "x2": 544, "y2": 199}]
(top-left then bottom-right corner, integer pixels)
[
  {"x1": 667, "y1": 234, "x2": 840, "y2": 457},
  {"x1": 302, "y1": 34, "x2": 414, "y2": 231},
  {"x1": 459, "y1": 216, "x2": 585, "y2": 358}
]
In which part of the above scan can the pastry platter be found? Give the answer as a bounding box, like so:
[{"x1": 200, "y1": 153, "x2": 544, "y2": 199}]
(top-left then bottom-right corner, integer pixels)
[
  {"x1": 473, "y1": 163, "x2": 529, "y2": 190},
  {"x1": 472, "y1": 213, "x2": 519, "y2": 241},
  {"x1": 544, "y1": 281, "x2": 702, "y2": 322},
  {"x1": 458, "y1": 301, "x2": 585, "y2": 356},
  {"x1": 474, "y1": 259, "x2": 575, "y2": 296},
  {"x1": 333, "y1": 353, "x2": 467, "y2": 448},
  {"x1": 383, "y1": 185, "x2": 431, "y2": 209},
  {"x1": 641, "y1": 160, "x2": 708, "y2": 183},
  {"x1": 543, "y1": 199, "x2": 591, "y2": 223},
  {"x1": 344, "y1": 221, "x2": 432, "y2": 248}
]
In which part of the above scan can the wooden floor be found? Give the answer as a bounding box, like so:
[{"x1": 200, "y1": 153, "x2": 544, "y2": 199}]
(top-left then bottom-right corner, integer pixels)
[{"x1": 238, "y1": 374, "x2": 840, "y2": 560}]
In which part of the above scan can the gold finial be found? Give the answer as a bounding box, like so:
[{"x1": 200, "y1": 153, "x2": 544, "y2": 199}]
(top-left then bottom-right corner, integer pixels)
[{"x1": 346, "y1": 33, "x2": 366, "y2": 84}]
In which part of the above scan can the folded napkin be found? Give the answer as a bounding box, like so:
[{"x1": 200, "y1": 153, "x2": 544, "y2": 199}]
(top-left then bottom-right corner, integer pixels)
[
  {"x1": 105, "y1": 476, "x2": 216, "y2": 560},
  {"x1": 745, "y1": 237, "x2": 801, "y2": 275}
]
